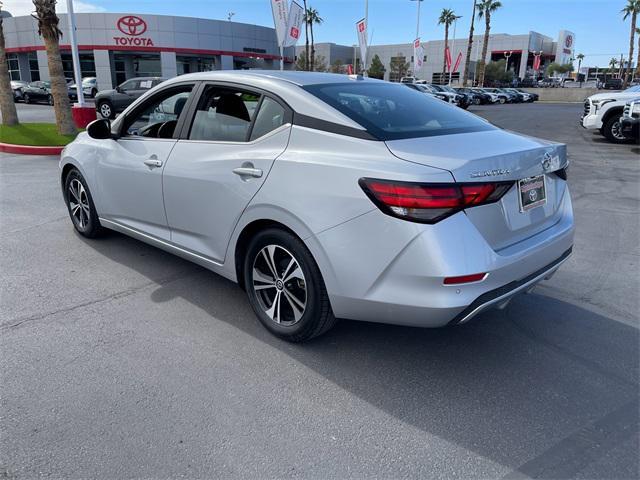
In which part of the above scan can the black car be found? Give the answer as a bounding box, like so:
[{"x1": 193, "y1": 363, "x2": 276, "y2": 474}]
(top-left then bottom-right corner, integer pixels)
[
  {"x1": 430, "y1": 84, "x2": 470, "y2": 109},
  {"x1": 95, "y1": 77, "x2": 165, "y2": 119},
  {"x1": 515, "y1": 89, "x2": 538, "y2": 102},
  {"x1": 22, "y1": 81, "x2": 77, "y2": 105},
  {"x1": 620, "y1": 97, "x2": 640, "y2": 140},
  {"x1": 10, "y1": 80, "x2": 28, "y2": 101},
  {"x1": 603, "y1": 78, "x2": 623, "y2": 90},
  {"x1": 455, "y1": 87, "x2": 490, "y2": 105}
]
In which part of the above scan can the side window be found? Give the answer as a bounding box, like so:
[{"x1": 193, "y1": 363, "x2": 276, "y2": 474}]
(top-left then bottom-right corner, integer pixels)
[
  {"x1": 250, "y1": 97, "x2": 286, "y2": 141},
  {"x1": 123, "y1": 86, "x2": 193, "y2": 138},
  {"x1": 189, "y1": 86, "x2": 260, "y2": 142},
  {"x1": 120, "y1": 80, "x2": 137, "y2": 92}
]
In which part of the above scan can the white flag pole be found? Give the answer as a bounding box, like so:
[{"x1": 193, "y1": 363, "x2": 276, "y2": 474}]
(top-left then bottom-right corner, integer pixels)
[{"x1": 66, "y1": 0, "x2": 85, "y2": 106}]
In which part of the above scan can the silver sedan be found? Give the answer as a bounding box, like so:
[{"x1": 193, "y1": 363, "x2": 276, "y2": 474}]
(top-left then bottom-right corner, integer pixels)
[{"x1": 60, "y1": 71, "x2": 574, "y2": 342}]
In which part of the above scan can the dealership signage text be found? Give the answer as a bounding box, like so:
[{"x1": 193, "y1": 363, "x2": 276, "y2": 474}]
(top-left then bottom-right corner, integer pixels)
[{"x1": 113, "y1": 15, "x2": 154, "y2": 47}]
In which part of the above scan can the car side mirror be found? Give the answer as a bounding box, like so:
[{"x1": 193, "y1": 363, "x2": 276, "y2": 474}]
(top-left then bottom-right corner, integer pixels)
[
  {"x1": 87, "y1": 118, "x2": 112, "y2": 140},
  {"x1": 115, "y1": 86, "x2": 122, "y2": 93}
]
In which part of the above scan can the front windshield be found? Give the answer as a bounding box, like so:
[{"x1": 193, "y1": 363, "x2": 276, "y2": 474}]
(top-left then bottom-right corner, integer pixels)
[{"x1": 303, "y1": 81, "x2": 495, "y2": 140}]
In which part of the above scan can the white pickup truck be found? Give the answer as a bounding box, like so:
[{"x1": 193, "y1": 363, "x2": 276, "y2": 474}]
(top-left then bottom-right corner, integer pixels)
[{"x1": 582, "y1": 85, "x2": 640, "y2": 143}]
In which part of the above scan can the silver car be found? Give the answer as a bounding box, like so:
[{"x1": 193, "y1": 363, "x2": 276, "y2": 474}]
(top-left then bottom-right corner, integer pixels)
[{"x1": 60, "y1": 71, "x2": 574, "y2": 342}]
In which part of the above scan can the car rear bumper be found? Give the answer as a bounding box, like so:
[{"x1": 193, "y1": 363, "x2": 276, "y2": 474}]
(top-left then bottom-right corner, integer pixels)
[{"x1": 311, "y1": 186, "x2": 575, "y2": 327}]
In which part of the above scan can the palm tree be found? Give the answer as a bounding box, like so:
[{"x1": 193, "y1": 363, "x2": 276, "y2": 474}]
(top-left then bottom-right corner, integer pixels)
[
  {"x1": 438, "y1": 8, "x2": 458, "y2": 79},
  {"x1": 622, "y1": 0, "x2": 640, "y2": 88},
  {"x1": 635, "y1": 26, "x2": 640, "y2": 79},
  {"x1": 476, "y1": 0, "x2": 502, "y2": 87},
  {"x1": 462, "y1": 0, "x2": 477, "y2": 86},
  {"x1": 609, "y1": 57, "x2": 619, "y2": 79},
  {"x1": 0, "y1": 7, "x2": 19, "y2": 126},
  {"x1": 304, "y1": 7, "x2": 323, "y2": 72},
  {"x1": 302, "y1": 0, "x2": 309, "y2": 71},
  {"x1": 576, "y1": 53, "x2": 585, "y2": 85},
  {"x1": 32, "y1": 0, "x2": 75, "y2": 135}
]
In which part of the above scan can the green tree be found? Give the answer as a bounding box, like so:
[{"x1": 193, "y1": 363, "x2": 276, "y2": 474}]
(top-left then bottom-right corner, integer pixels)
[
  {"x1": 304, "y1": 7, "x2": 323, "y2": 72},
  {"x1": 476, "y1": 0, "x2": 503, "y2": 86},
  {"x1": 483, "y1": 59, "x2": 513, "y2": 85},
  {"x1": 608, "y1": 57, "x2": 619, "y2": 77},
  {"x1": 576, "y1": 53, "x2": 585, "y2": 82},
  {"x1": 389, "y1": 54, "x2": 410, "y2": 82},
  {"x1": 296, "y1": 51, "x2": 326, "y2": 72},
  {"x1": 32, "y1": 0, "x2": 76, "y2": 135},
  {"x1": 367, "y1": 54, "x2": 386, "y2": 79},
  {"x1": 621, "y1": 0, "x2": 640, "y2": 87},
  {"x1": 438, "y1": 8, "x2": 458, "y2": 77},
  {"x1": 330, "y1": 59, "x2": 344, "y2": 74},
  {"x1": 0, "y1": 6, "x2": 19, "y2": 126}
]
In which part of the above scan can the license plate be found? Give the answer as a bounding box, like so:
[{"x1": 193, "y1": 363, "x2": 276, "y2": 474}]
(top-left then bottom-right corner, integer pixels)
[{"x1": 518, "y1": 175, "x2": 546, "y2": 212}]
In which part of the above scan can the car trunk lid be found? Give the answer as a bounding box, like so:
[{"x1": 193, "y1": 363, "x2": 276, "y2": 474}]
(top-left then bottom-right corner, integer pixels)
[{"x1": 385, "y1": 129, "x2": 569, "y2": 250}]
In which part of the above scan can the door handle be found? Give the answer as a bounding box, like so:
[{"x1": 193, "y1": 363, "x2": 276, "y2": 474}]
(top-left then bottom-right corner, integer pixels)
[
  {"x1": 233, "y1": 167, "x2": 263, "y2": 178},
  {"x1": 144, "y1": 158, "x2": 163, "y2": 168}
]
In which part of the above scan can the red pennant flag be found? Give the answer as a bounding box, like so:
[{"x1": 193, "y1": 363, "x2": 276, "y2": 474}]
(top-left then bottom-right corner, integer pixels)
[
  {"x1": 445, "y1": 47, "x2": 452, "y2": 71},
  {"x1": 347, "y1": 64, "x2": 353, "y2": 75},
  {"x1": 533, "y1": 55, "x2": 541, "y2": 71},
  {"x1": 453, "y1": 52, "x2": 463, "y2": 73}
]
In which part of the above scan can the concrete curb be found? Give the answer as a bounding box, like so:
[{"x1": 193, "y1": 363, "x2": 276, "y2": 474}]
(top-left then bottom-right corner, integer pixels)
[{"x1": 0, "y1": 143, "x2": 63, "y2": 156}]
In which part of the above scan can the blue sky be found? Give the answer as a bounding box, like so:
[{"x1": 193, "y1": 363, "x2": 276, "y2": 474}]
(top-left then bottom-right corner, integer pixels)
[{"x1": 5, "y1": 0, "x2": 635, "y2": 68}]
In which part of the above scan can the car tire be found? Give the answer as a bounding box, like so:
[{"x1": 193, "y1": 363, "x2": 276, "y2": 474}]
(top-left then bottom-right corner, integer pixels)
[
  {"x1": 47, "y1": 94, "x2": 54, "y2": 106},
  {"x1": 23, "y1": 93, "x2": 31, "y2": 104},
  {"x1": 98, "y1": 101, "x2": 115, "y2": 119},
  {"x1": 602, "y1": 115, "x2": 629, "y2": 144},
  {"x1": 243, "y1": 228, "x2": 337, "y2": 342},
  {"x1": 63, "y1": 169, "x2": 104, "y2": 238},
  {"x1": 498, "y1": 97, "x2": 506, "y2": 104}
]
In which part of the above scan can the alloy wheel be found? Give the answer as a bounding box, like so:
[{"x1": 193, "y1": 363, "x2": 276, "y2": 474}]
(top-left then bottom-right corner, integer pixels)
[
  {"x1": 252, "y1": 244, "x2": 307, "y2": 326},
  {"x1": 611, "y1": 121, "x2": 626, "y2": 141},
  {"x1": 68, "y1": 178, "x2": 91, "y2": 230},
  {"x1": 100, "y1": 103, "x2": 112, "y2": 118}
]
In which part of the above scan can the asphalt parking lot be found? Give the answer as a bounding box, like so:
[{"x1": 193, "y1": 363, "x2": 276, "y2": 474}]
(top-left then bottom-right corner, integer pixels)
[{"x1": 1, "y1": 103, "x2": 638, "y2": 479}]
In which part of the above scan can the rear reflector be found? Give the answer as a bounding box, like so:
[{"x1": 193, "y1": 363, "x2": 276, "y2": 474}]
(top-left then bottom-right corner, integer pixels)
[
  {"x1": 443, "y1": 273, "x2": 487, "y2": 285},
  {"x1": 359, "y1": 178, "x2": 513, "y2": 223}
]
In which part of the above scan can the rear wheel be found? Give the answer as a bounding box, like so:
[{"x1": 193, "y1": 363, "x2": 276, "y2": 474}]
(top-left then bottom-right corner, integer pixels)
[
  {"x1": 243, "y1": 228, "x2": 336, "y2": 342},
  {"x1": 63, "y1": 169, "x2": 103, "y2": 238},
  {"x1": 47, "y1": 94, "x2": 54, "y2": 106},
  {"x1": 602, "y1": 115, "x2": 629, "y2": 144},
  {"x1": 23, "y1": 93, "x2": 31, "y2": 104},
  {"x1": 498, "y1": 97, "x2": 506, "y2": 104}
]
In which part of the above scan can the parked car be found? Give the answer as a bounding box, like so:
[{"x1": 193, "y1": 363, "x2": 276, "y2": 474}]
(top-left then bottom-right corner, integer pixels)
[
  {"x1": 504, "y1": 88, "x2": 533, "y2": 102},
  {"x1": 436, "y1": 85, "x2": 471, "y2": 109},
  {"x1": 455, "y1": 87, "x2": 490, "y2": 105},
  {"x1": 403, "y1": 83, "x2": 448, "y2": 102},
  {"x1": 582, "y1": 85, "x2": 640, "y2": 143},
  {"x1": 482, "y1": 88, "x2": 510, "y2": 104},
  {"x1": 60, "y1": 71, "x2": 574, "y2": 342},
  {"x1": 515, "y1": 89, "x2": 538, "y2": 102},
  {"x1": 413, "y1": 82, "x2": 456, "y2": 104},
  {"x1": 400, "y1": 76, "x2": 417, "y2": 84},
  {"x1": 471, "y1": 87, "x2": 500, "y2": 104},
  {"x1": 602, "y1": 78, "x2": 623, "y2": 90},
  {"x1": 619, "y1": 97, "x2": 640, "y2": 141},
  {"x1": 68, "y1": 77, "x2": 99, "y2": 98},
  {"x1": 21, "y1": 81, "x2": 77, "y2": 105},
  {"x1": 10, "y1": 80, "x2": 28, "y2": 101},
  {"x1": 95, "y1": 77, "x2": 165, "y2": 119},
  {"x1": 427, "y1": 84, "x2": 467, "y2": 108}
]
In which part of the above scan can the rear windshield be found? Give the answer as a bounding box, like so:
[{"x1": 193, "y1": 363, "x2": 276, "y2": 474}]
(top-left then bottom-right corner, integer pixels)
[{"x1": 303, "y1": 82, "x2": 495, "y2": 140}]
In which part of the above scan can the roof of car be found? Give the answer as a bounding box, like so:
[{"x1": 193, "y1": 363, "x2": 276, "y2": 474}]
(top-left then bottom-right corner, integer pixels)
[{"x1": 165, "y1": 70, "x2": 381, "y2": 87}]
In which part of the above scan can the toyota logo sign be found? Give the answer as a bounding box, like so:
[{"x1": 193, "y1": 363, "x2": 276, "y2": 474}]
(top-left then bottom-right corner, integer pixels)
[{"x1": 117, "y1": 15, "x2": 147, "y2": 36}]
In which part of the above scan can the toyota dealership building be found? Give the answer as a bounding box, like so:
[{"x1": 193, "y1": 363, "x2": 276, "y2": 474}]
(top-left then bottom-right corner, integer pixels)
[{"x1": 3, "y1": 12, "x2": 295, "y2": 90}]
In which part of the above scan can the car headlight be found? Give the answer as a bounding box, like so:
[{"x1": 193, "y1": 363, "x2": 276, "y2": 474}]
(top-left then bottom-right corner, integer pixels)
[{"x1": 591, "y1": 99, "x2": 615, "y2": 111}]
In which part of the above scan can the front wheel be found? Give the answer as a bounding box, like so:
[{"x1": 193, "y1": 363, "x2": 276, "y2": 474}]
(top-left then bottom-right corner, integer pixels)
[
  {"x1": 98, "y1": 101, "x2": 114, "y2": 119},
  {"x1": 498, "y1": 97, "x2": 506, "y2": 104},
  {"x1": 602, "y1": 115, "x2": 629, "y2": 144},
  {"x1": 243, "y1": 228, "x2": 337, "y2": 342},
  {"x1": 63, "y1": 169, "x2": 104, "y2": 238},
  {"x1": 47, "y1": 94, "x2": 54, "y2": 106},
  {"x1": 23, "y1": 93, "x2": 31, "y2": 104}
]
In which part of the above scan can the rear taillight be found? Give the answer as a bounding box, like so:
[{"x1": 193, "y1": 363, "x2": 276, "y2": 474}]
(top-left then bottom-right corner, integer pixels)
[{"x1": 359, "y1": 178, "x2": 513, "y2": 224}]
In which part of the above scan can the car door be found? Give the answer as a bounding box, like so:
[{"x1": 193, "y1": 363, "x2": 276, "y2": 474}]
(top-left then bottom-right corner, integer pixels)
[
  {"x1": 162, "y1": 83, "x2": 292, "y2": 263},
  {"x1": 95, "y1": 83, "x2": 196, "y2": 240}
]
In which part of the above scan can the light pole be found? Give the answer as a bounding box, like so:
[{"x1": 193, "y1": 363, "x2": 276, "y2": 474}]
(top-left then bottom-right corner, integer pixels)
[
  {"x1": 409, "y1": 0, "x2": 424, "y2": 40},
  {"x1": 503, "y1": 50, "x2": 512, "y2": 73},
  {"x1": 66, "y1": 0, "x2": 85, "y2": 107},
  {"x1": 448, "y1": 16, "x2": 461, "y2": 86}
]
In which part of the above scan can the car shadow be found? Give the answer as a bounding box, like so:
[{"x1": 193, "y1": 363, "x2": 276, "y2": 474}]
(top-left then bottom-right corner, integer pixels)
[{"x1": 80, "y1": 231, "x2": 640, "y2": 479}]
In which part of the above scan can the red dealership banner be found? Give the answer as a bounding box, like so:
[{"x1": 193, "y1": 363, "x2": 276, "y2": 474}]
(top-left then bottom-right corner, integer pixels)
[
  {"x1": 445, "y1": 47, "x2": 452, "y2": 72},
  {"x1": 533, "y1": 55, "x2": 541, "y2": 71}
]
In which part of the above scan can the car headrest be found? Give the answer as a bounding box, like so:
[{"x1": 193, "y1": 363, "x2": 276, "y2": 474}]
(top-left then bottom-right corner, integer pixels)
[{"x1": 216, "y1": 94, "x2": 250, "y2": 122}]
